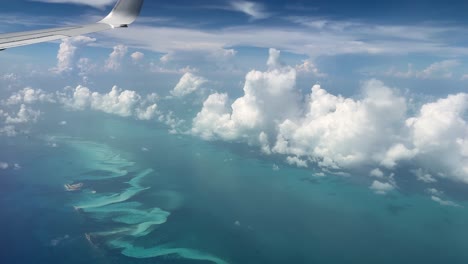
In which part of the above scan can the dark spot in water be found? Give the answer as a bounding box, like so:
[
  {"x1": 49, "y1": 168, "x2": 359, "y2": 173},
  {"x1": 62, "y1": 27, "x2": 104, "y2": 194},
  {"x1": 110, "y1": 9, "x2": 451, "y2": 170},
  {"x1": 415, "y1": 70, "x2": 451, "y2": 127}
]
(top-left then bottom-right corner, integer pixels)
[
  {"x1": 81, "y1": 170, "x2": 115, "y2": 177},
  {"x1": 300, "y1": 177, "x2": 320, "y2": 185},
  {"x1": 386, "y1": 204, "x2": 407, "y2": 216}
]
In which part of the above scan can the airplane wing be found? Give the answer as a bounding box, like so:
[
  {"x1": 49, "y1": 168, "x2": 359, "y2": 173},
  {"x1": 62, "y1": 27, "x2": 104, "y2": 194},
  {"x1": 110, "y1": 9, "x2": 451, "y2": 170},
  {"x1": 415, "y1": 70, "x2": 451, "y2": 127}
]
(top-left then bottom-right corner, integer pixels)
[{"x1": 0, "y1": 0, "x2": 144, "y2": 51}]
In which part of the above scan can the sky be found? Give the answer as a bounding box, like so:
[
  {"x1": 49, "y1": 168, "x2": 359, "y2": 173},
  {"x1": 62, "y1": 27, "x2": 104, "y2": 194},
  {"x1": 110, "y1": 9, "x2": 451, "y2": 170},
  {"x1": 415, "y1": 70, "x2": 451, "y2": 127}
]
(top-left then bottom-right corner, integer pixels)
[{"x1": 0, "y1": 0, "x2": 467, "y2": 202}]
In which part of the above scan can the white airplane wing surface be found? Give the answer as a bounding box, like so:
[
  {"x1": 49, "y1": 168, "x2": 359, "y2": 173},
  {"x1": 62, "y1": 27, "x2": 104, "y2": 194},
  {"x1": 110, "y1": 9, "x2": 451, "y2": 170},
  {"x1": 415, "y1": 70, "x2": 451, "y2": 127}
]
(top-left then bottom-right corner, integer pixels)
[{"x1": 0, "y1": 0, "x2": 144, "y2": 51}]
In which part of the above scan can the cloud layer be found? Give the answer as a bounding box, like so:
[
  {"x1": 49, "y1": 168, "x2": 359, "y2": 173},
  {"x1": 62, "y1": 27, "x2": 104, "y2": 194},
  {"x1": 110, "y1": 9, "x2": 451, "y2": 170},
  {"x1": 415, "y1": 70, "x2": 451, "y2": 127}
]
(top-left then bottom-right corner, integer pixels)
[
  {"x1": 229, "y1": 1, "x2": 270, "y2": 20},
  {"x1": 3, "y1": 86, "x2": 158, "y2": 121},
  {"x1": 58, "y1": 85, "x2": 158, "y2": 120},
  {"x1": 101, "y1": 17, "x2": 468, "y2": 60},
  {"x1": 192, "y1": 49, "x2": 468, "y2": 186},
  {"x1": 33, "y1": 0, "x2": 115, "y2": 9}
]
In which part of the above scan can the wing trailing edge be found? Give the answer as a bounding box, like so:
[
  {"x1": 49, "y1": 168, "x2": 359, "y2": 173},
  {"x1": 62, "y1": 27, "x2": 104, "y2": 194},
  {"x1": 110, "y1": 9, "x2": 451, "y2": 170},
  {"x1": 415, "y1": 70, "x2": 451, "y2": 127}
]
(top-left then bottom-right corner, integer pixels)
[{"x1": 0, "y1": 0, "x2": 144, "y2": 50}]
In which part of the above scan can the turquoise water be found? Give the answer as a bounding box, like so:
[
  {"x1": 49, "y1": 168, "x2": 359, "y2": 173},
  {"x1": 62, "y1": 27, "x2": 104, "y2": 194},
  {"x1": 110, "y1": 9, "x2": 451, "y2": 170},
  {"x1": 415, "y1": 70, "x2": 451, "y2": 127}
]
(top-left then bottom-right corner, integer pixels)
[{"x1": 1, "y1": 111, "x2": 468, "y2": 264}]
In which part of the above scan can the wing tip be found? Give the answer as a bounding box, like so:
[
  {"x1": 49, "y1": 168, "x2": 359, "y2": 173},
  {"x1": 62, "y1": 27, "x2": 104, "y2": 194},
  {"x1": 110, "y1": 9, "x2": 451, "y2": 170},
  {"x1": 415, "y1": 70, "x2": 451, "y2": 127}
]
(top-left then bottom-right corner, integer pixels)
[{"x1": 100, "y1": 0, "x2": 144, "y2": 27}]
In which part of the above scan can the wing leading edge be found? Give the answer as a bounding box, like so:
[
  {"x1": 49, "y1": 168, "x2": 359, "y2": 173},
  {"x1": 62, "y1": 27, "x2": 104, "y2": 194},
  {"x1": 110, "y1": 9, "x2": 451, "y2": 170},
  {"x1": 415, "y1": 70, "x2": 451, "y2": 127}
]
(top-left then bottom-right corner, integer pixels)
[{"x1": 0, "y1": 0, "x2": 144, "y2": 50}]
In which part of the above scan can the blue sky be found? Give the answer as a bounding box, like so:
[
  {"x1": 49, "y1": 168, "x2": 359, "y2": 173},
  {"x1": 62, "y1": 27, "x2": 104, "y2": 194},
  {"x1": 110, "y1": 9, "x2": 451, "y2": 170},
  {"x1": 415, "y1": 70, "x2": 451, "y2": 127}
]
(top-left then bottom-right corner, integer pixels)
[
  {"x1": 2, "y1": 0, "x2": 468, "y2": 96},
  {"x1": 1, "y1": 0, "x2": 468, "y2": 200}
]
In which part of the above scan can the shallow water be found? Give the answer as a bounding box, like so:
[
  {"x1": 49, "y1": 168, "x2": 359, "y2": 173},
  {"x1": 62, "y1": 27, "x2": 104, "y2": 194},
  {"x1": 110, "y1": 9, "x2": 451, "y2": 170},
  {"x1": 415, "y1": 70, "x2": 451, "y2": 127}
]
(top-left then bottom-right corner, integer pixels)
[{"x1": 1, "y1": 113, "x2": 468, "y2": 264}]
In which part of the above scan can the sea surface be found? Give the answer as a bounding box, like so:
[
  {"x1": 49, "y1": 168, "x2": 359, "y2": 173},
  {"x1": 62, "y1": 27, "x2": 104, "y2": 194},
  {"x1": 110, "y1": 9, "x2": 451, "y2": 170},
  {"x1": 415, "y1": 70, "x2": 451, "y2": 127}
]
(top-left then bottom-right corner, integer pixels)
[{"x1": 1, "y1": 110, "x2": 468, "y2": 264}]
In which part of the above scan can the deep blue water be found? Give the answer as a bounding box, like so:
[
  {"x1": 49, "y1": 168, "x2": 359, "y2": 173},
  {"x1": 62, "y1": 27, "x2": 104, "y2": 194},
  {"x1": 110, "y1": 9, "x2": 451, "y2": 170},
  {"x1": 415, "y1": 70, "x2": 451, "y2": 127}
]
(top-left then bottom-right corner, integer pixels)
[{"x1": 1, "y1": 112, "x2": 468, "y2": 264}]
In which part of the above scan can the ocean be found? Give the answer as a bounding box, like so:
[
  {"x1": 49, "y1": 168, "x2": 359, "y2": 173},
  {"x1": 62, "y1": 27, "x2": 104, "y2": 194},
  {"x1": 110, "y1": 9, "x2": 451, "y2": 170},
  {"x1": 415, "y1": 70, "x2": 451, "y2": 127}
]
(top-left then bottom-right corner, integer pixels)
[{"x1": 1, "y1": 109, "x2": 468, "y2": 264}]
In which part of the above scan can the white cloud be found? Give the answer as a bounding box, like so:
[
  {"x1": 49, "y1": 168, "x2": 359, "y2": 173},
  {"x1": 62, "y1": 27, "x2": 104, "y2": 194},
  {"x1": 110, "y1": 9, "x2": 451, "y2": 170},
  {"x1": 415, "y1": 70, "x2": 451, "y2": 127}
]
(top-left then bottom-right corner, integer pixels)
[
  {"x1": 295, "y1": 60, "x2": 327, "y2": 77},
  {"x1": 272, "y1": 164, "x2": 280, "y2": 171},
  {"x1": 105, "y1": 45, "x2": 128, "y2": 71},
  {"x1": 259, "y1": 131, "x2": 271, "y2": 154},
  {"x1": 419, "y1": 60, "x2": 460, "y2": 79},
  {"x1": 370, "y1": 180, "x2": 395, "y2": 195},
  {"x1": 406, "y1": 93, "x2": 468, "y2": 183},
  {"x1": 266, "y1": 48, "x2": 282, "y2": 68},
  {"x1": 426, "y1": 188, "x2": 443, "y2": 196},
  {"x1": 5, "y1": 87, "x2": 55, "y2": 105},
  {"x1": 0, "y1": 125, "x2": 17, "y2": 137},
  {"x1": 131, "y1": 51, "x2": 145, "y2": 63},
  {"x1": 135, "y1": 104, "x2": 158, "y2": 121},
  {"x1": 191, "y1": 93, "x2": 232, "y2": 140},
  {"x1": 0, "y1": 162, "x2": 8, "y2": 170},
  {"x1": 5, "y1": 104, "x2": 41, "y2": 124},
  {"x1": 157, "y1": 48, "x2": 236, "y2": 73},
  {"x1": 380, "y1": 143, "x2": 417, "y2": 169},
  {"x1": 52, "y1": 36, "x2": 96, "y2": 74},
  {"x1": 314, "y1": 172, "x2": 326, "y2": 177},
  {"x1": 150, "y1": 64, "x2": 198, "y2": 75},
  {"x1": 100, "y1": 17, "x2": 468, "y2": 60},
  {"x1": 76, "y1": 57, "x2": 97, "y2": 82},
  {"x1": 171, "y1": 73, "x2": 207, "y2": 97},
  {"x1": 412, "y1": 168, "x2": 437, "y2": 183},
  {"x1": 370, "y1": 168, "x2": 384, "y2": 178},
  {"x1": 158, "y1": 111, "x2": 185, "y2": 134},
  {"x1": 193, "y1": 48, "x2": 299, "y2": 142},
  {"x1": 431, "y1": 196, "x2": 460, "y2": 207},
  {"x1": 286, "y1": 156, "x2": 308, "y2": 168},
  {"x1": 229, "y1": 1, "x2": 270, "y2": 20},
  {"x1": 273, "y1": 79, "x2": 407, "y2": 170},
  {"x1": 386, "y1": 60, "x2": 460, "y2": 79},
  {"x1": 32, "y1": 0, "x2": 115, "y2": 9},
  {"x1": 191, "y1": 48, "x2": 468, "y2": 186},
  {"x1": 58, "y1": 86, "x2": 158, "y2": 120}
]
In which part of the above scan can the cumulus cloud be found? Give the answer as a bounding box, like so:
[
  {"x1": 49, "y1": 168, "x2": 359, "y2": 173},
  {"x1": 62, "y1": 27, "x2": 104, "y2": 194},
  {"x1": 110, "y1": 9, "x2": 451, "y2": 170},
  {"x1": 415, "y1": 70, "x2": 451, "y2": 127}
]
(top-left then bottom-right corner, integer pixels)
[
  {"x1": 273, "y1": 79, "x2": 407, "y2": 170},
  {"x1": 370, "y1": 168, "x2": 384, "y2": 178},
  {"x1": 5, "y1": 87, "x2": 55, "y2": 105},
  {"x1": 158, "y1": 111, "x2": 185, "y2": 134},
  {"x1": 0, "y1": 125, "x2": 17, "y2": 137},
  {"x1": 1, "y1": 85, "x2": 160, "y2": 132},
  {"x1": 171, "y1": 73, "x2": 207, "y2": 97},
  {"x1": 52, "y1": 36, "x2": 96, "y2": 74},
  {"x1": 193, "y1": 48, "x2": 300, "y2": 141},
  {"x1": 4, "y1": 104, "x2": 41, "y2": 124},
  {"x1": 370, "y1": 180, "x2": 395, "y2": 195},
  {"x1": 406, "y1": 93, "x2": 468, "y2": 183},
  {"x1": 1, "y1": 73, "x2": 18, "y2": 82},
  {"x1": 59, "y1": 86, "x2": 158, "y2": 120},
  {"x1": 131, "y1": 51, "x2": 145, "y2": 63},
  {"x1": 191, "y1": 48, "x2": 468, "y2": 186},
  {"x1": 76, "y1": 57, "x2": 97, "y2": 82},
  {"x1": 380, "y1": 143, "x2": 417, "y2": 169},
  {"x1": 32, "y1": 0, "x2": 115, "y2": 8},
  {"x1": 286, "y1": 156, "x2": 308, "y2": 168},
  {"x1": 295, "y1": 60, "x2": 327, "y2": 77},
  {"x1": 105, "y1": 45, "x2": 128, "y2": 71}
]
